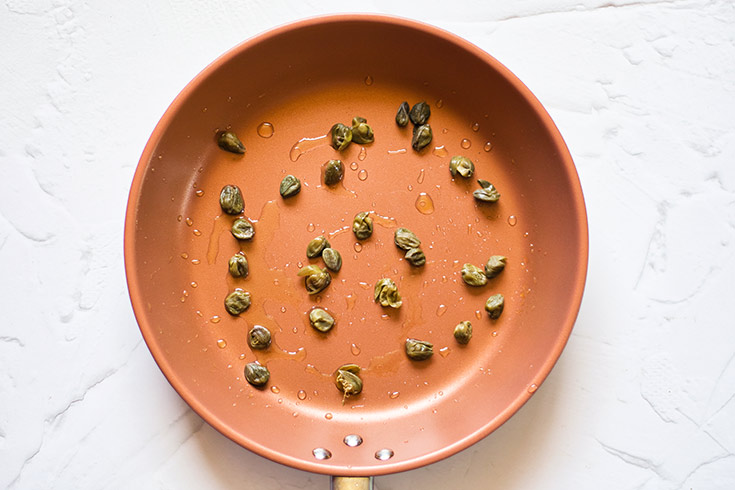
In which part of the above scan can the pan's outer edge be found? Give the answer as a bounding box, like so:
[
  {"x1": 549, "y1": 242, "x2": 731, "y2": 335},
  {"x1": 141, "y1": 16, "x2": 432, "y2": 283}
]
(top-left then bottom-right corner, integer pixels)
[{"x1": 124, "y1": 13, "x2": 589, "y2": 477}]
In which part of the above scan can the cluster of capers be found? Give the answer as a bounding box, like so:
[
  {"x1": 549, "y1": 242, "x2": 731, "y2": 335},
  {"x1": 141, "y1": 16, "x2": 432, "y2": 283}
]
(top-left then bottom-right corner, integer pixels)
[
  {"x1": 297, "y1": 235, "x2": 342, "y2": 296},
  {"x1": 394, "y1": 227, "x2": 426, "y2": 267},
  {"x1": 243, "y1": 324, "x2": 273, "y2": 386},
  {"x1": 329, "y1": 116, "x2": 375, "y2": 151},
  {"x1": 448, "y1": 155, "x2": 501, "y2": 203},
  {"x1": 395, "y1": 101, "x2": 433, "y2": 151},
  {"x1": 218, "y1": 184, "x2": 255, "y2": 316},
  {"x1": 461, "y1": 255, "x2": 507, "y2": 319}
]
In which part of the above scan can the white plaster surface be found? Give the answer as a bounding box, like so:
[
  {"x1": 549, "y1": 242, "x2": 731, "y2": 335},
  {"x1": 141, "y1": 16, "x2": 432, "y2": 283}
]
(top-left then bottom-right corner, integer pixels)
[{"x1": 1, "y1": 0, "x2": 734, "y2": 488}]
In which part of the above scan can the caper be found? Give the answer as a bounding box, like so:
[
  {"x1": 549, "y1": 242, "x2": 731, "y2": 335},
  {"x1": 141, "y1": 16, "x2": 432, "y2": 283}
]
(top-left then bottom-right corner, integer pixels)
[
  {"x1": 297, "y1": 265, "x2": 332, "y2": 295},
  {"x1": 231, "y1": 217, "x2": 255, "y2": 240},
  {"x1": 248, "y1": 325, "x2": 272, "y2": 350},
  {"x1": 323, "y1": 159, "x2": 344, "y2": 186},
  {"x1": 485, "y1": 255, "x2": 507, "y2": 279},
  {"x1": 306, "y1": 235, "x2": 330, "y2": 258},
  {"x1": 405, "y1": 338, "x2": 433, "y2": 360},
  {"x1": 219, "y1": 185, "x2": 244, "y2": 215},
  {"x1": 228, "y1": 252, "x2": 249, "y2": 278},
  {"x1": 217, "y1": 131, "x2": 245, "y2": 154},
  {"x1": 404, "y1": 247, "x2": 426, "y2": 267},
  {"x1": 412, "y1": 124, "x2": 432, "y2": 151},
  {"x1": 334, "y1": 365, "x2": 362, "y2": 402},
  {"x1": 461, "y1": 263, "x2": 488, "y2": 287},
  {"x1": 473, "y1": 179, "x2": 501, "y2": 202},
  {"x1": 279, "y1": 175, "x2": 301, "y2": 198},
  {"x1": 409, "y1": 101, "x2": 431, "y2": 125},
  {"x1": 351, "y1": 117, "x2": 374, "y2": 144},
  {"x1": 244, "y1": 362, "x2": 269, "y2": 387},
  {"x1": 309, "y1": 308, "x2": 335, "y2": 333},
  {"x1": 395, "y1": 101, "x2": 410, "y2": 127},
  {"x1": 224, "y1": 289, "x2": 251, "y2": 315},
  {"x1": 330, "y1": 123, "x2": 352, "y2": 151},
  {"x1": 453, "y1": 321, "x2": 473, "y2": 344},
  {"x1": 322, "y1": 248, "x2": 342, "y2": 272},
  {"x1": 374, "y1": 278, "x2": 402, "y2": 308},
  {"x1": 394, "y1": 227, "x2": 421, "y2": 250},
  {"x1": 485, "y1": 294, "x2": 505, "y2": 319},
  {"x1": 449, "y1": 156, "x2": 475, "y2": 178},
  {"x1": 352, "y1": 211, "x2": 373, "y2": 240}
]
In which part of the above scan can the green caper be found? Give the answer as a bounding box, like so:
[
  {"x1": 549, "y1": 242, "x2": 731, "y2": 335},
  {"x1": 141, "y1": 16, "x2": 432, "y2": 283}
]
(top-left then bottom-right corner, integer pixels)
[
  {"x1": 394, "y1": 227, "x2": 421, "y2": 250},
  {"x1": 224, "y1": 289, "x2": 251, "y2": 315},
  {"x1": 334, "y1": 365, "x2": 362, "y2": 402},
  {"x1": 409, "y1": 101, "x2": 431, "y2": 125},
  {"x1": 473, "y1": 179, "x2": 501, "y2": 202},
  {"x1": 231, "y1": 217, "x2": 255, "y2": 240},
  {"x1": 217, "y1": 131, "x2": 245, "y2": 154},
  {"x1": 306, "y1": 235, "x2": 330, "y2": 258},
  {"x1": 309, "y1": 308, "x2": 335, "y2": 333},
  {"x1": 219, "y1": 185, "x2": 244, "y2": 215},
  {"x1": 405, "y1": 338, "x2": 433, "y2": 360},
  {"x1": 352, "y1": 211, "x2": 373, "y2": 240},
  {"x1": 395, "y1": 101, "x2": 410, "y2": 127},
  {"x1": 404, "y1": 248, "x2": 426, "y2": 267},
  {"x1": 323, "y1": 159, "x2": 344, "y2": 186},
  {"x1": 322, "y1": 248, "x2": 342, "y2": 272},
  {"x1": 330, "y1": 123, "x2": 352, "y2": 151},
  {"x1": 351, "y1": 117, "x2": 374, "y2": 144},
  {"x1": 244, "y1": 362, "x2": 269, "y2": 387},
  {"x1": 461, "y1": 263, "x2": 488, "y2": 287},
  {"x1": 485, "y1": 255, "x2": 507, "y2": 279},
  {"x1": 454, "y1": 321, "x2": 473, "y2": 344},
  {"x1": 485, "y1": 294, "x2": 505, "y2": 319},
  {"x1": 449, "y1": 156, "x2": 475, "y2": 178},
  {"x1": 279, "y1": 175, "x2": 301, "y2": 198},
  {"x1": 228, "y1": 253, "x2": 249, "y2": 278},
  {"x1": 412, "y1": 124, "x2": 432, "y2": 151},
  {"x1": 297, "y1": 265, "x2": 331, "y2": 295},
  {"x1": 374, "y1": 278, "x2": 402, "y2": 308},
  {"x1": 248, "y1": 325, "x2": 272, "y2": 350}
]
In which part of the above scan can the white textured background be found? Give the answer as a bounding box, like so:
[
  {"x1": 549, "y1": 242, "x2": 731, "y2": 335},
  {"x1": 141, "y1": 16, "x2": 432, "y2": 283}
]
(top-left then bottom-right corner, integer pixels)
[{"x1": 2, "y1": 0, "x2": 734, "y2": 488}]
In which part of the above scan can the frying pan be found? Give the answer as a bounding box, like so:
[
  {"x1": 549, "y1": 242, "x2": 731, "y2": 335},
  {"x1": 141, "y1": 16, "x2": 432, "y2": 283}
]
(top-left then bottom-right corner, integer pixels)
[{"x1": 124, "y1": 14, "x2": 588, "y2": 488}]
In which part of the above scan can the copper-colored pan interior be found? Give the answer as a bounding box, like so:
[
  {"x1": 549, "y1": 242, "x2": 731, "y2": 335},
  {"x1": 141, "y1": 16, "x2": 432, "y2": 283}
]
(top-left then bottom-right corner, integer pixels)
[{"x1": 125, "y1": 15, "x2": 587, "y2": 477}]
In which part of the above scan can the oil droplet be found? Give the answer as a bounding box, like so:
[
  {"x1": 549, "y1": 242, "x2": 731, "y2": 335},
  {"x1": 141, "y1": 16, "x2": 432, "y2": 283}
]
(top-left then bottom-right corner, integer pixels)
[
  {"x1": 484, "y1": 141, "x2": 493, "y2": 152},
  {"x1": 528, "y1": 384, "x2": 538, "y2": 393},
  {"x1": 436, "y1": 304, "x2": 447, "y2": 317},
  {"x1": 417, "y1": 169, "x2": 425, "y2": 184},
  {"x1": 307, "y1": 223, "x2": 315, "y2": 232},
  {"x1": 461, "y1": 138, "x2": 472, "y2": 149},
  {"x1": 387, "y1": 148, "x2": 407, "y2": 155},
  {"x1": 439, "y1": 347, "x2": 451, "y2": 358},
  {"x1": 185, "y1": 218, "x2": 193, "y2": 226},
  {"x1": 364, "y1": 75, "x2": 373, "y2": 85},
  {"x1": 180, "y1": 253, "x2": 189, "y2": 259},
  {"x1": 508, "y1": 215, "x2": 518, "y2": 226},
  {"x1": 238, "y1": 353, "x2": 246, "y2": 360},
  {"x1": 358, "y1": 282, "x2": 370, "y2": 290},
  {"x1": 257, "y1": 122, "x2": 274, "y2": 138},
  {"x1": 354, "y1": 242, "x2": 363, "y2": 253},
  {"x1": 190, "y1": 281, "x2": 198, "y2": 288},
  {"x1": 195, "y1": 189, "x2": 204, "y2": 197},
  {"x1": 436, "y1": 99, "x2": 444, "y2": 108},
  {"x1": 210, "y1": 316, "x2": 221, "y2": 324},
  {"x1": 432, "y1": 145, "x2": 448, "y2": 158},
  {"x1": 191, "y1": 259, "x2": 200, "y2": 265},
  {"x1": 292, "y1": 327, "x2": 298, "y2": 334},
  {"x1": 358, "y1": 147, "x2": 367, "y2": 161},
  {"x1": 292, "y1": 412, "x2": 299, "y2": 417},
  {"x1": 289, "y1": 135, "x2": 328, "y2": 162},
  {"x1": 325, "y1": 413, "x2": 333, "y2": 420},
  {"x1": 195, "y1": 310, "x2": 203, "y2": 317},
  {"x1": 346, "y1": 294, "x2": 357, "y2": 310},
  {"x1": 475, "y1": 310, "x2": 482, "y2": 320},
  {"x1": 350, "y1": 161, "x2": 359, "y2": 171},
  {"x1": 471, "y1": 122, "x2": 480, "y2": 132},
  {"x1": 351, "y1": 343, "x2": 361, "y2": 356},
  {"x1": 180, "y1": 296, "x2": 186, "y2": 303},
  {"x1": 193, "y1": 229, "x2": 202, "y2": 236},
  {"x1": 177, "y1": 215, "x2": 182, "y2": 222},
  {"x1": 217, "y1": 339, "x2": 227, "y2": 349},
  {"x1": 389, "y1": 391, "x2": 400, "y2": 399},
  {"x1": 271, "y1": 386, "x2": 281, "y2": 394},
  {"x1": 358, "y1": 169, "x2": 368, "y2": 181},
  {"x1": 415, "y1": 193, "x2": 435, "y2": 215},
  {"x1": 441, "y1": 128, "x2": 448, "y2": 134},
  {"x1": 407, "y1": 184, "x2": 413, "y2": 191},
  {"x1": 298, "y1": 390, "x2": 307, "y2": 400}
]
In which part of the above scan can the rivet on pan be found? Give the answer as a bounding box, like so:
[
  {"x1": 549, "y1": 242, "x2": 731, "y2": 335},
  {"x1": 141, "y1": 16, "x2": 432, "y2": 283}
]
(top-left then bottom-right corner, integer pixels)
[
  {"x1": 374, "y1": 448, "x2": 394, "y2": 461},
  {"x1": 343, "y1": 434, "x2": 363, "y2": 447},
  {"x1": 312, "y1": 448, "x2": 332, "y2": 460}
]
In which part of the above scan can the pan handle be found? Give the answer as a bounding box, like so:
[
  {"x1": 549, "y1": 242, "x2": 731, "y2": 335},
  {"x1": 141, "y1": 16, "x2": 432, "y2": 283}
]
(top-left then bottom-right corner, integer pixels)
[{"x1": 330, "y1": 476, "x2": 373, "y2": 490}]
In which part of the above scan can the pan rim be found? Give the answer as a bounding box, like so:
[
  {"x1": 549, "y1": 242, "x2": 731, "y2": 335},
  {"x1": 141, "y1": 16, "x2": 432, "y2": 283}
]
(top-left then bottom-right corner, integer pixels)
[{"x1": 124, "y1": 13, "x2": 588, "y2": 477}]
